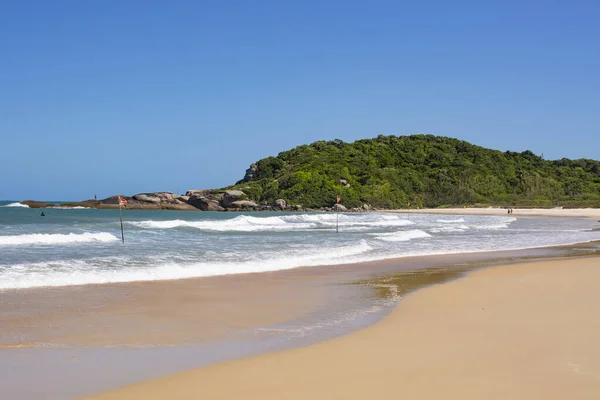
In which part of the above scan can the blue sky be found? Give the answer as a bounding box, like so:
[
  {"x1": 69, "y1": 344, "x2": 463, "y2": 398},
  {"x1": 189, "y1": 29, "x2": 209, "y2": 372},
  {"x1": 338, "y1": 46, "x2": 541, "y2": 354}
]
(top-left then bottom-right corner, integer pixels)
[{"x1": 1, "y1": 0, "x2": 599, "y2": 200}]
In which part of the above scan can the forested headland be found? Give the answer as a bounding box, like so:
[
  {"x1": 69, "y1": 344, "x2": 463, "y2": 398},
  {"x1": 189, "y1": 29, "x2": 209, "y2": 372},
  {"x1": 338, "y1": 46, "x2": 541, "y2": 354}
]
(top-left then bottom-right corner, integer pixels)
[{"x1": 229, "y1": 134, "x2": 600, "y2": 209}]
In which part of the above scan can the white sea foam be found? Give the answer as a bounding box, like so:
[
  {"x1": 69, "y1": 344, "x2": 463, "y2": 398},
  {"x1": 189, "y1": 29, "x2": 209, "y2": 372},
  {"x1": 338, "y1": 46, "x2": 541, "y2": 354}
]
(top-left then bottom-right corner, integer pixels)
[
  {"x1": 437, "y1": 218, "x2": 465, "y2": 223},
  {"x1": 0, "y1": 240, "x2": 373, "y2": 289},
  {"x1": 372, "y1": 229, "x2": 432, "y2": 242},
  {"x1": 129, "y1": 214, "x2": 414, "y2": 232},
  {"x1": 129, "y1": 217, "x2": 316, "y2": 232},
  {"x1": 2, "y1": 202, "x2": 29, "y2": 208},
  {"x1": 0, "y1": 232, "x2": 119, "y2": 246},
  {"x1": 429, "y1": 225, "x2": 471, "y2": 233}
]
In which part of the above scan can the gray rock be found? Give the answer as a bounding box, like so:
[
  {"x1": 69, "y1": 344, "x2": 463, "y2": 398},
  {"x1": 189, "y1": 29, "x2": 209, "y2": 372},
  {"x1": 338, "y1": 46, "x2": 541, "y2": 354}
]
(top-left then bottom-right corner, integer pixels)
[
  {"x1": 362, "y1": 204, "x2": 371, "y2": 211},
  {"x1": 187, "y1": 194, "x2": 224, "y2": 211},
  {"x1": 178, "y1": 196, "x2": 190, "y2": 203},
  {"x1": 133, "y1": 192, "x2": 178, "y2": 204},
  {"x1": 222, "y1": 190, "x2": 246, "y2": 207},
  {"x1": 230, "y1": 200, "x2": 259, "y2": 209},
  {"x1": 236, "y1": 164, "x2": 258, "y2": 184},
  {"x1": 340, "y1": 179, "x2": 347, "y2": 185},
  {"x1": 274, "y1": 199, "x2": 287, "y2": 210},
  {"x1": 133, "y1": 194, "x2": 161, "y2": 204},
  {"x1": 333, "y1": 203, "x2": 347, "y2": 211}
]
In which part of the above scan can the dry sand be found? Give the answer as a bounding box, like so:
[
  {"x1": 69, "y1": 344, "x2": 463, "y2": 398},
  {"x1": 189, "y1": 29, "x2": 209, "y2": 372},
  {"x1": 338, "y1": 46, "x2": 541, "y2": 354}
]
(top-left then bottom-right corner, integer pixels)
[{"x1": 87, "y1": 257, "x2": 600, "y2": 400}]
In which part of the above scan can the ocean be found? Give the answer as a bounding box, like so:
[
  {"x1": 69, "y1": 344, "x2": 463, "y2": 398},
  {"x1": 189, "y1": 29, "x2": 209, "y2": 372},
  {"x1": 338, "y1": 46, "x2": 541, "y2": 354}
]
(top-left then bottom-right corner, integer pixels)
[{"x1": 1, "y1": 201, "x2": 599, "y2": 290}]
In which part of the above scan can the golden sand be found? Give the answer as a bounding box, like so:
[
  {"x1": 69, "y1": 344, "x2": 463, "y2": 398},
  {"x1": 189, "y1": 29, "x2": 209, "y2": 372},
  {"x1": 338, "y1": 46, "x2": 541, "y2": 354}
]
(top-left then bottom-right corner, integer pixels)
[{"x1": 87, "y1": 257, "x2": 600, "y2": 399}]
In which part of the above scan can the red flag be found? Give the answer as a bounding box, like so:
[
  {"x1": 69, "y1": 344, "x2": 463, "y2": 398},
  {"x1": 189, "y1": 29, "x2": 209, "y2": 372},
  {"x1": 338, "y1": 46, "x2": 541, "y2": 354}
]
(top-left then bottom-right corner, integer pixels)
[
  {"x1": 118, "y1": 196, "x2": 127, "y2": 206},
  {"x1": 336, "y1": 195, "x2": 340, "y2": 203}
]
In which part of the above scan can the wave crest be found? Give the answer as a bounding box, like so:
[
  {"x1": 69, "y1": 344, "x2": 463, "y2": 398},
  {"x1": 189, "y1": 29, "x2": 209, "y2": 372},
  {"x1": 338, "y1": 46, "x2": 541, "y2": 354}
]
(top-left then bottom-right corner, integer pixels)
[
  {"x1": 0, "y1": 232, "x2": 119, "y2": 246},
  {"x1": 372, "y1": 229, "x2": 432, "y2": 242},
  {"x1": 128, "y1": 214, "x2": 414, "y2": 232},
  {"x1": 2, "y1": 202, "x2": 29, "y2": 208}
]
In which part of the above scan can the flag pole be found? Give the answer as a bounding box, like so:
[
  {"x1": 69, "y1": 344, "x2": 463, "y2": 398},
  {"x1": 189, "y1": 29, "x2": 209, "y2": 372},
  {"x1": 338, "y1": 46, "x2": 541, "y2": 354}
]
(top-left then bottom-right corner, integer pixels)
[
  {"x1": 336, "y1": 194, "x2": 340, "y2": 234},
  {"x1": 119, "y1": 202, "x2": 125, "y2": 243}
]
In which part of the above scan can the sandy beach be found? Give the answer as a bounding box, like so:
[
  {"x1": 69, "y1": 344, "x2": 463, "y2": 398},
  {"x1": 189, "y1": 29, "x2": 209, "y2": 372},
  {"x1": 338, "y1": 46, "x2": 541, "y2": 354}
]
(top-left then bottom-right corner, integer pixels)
[
  {"x1": 87, "y1": 256, "x2": 600, "y2": 400},
  {"x1": 389, "y1": 207, "x2": 600, "y2": 220}
]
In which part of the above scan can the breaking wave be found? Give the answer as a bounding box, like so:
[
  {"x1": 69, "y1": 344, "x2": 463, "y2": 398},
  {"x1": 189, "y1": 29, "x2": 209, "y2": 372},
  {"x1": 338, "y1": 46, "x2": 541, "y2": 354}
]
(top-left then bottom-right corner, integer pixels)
[
  {"x1": 2, "y1": 202, "x2": 29, "y2": 208},
  {"x1": 0, "y1": 232, "x2": 119, "y2": 246},
  {"x1": 0, "y1": 240, "x2": 373, "y2": 289},
  {"x1": 437, "y1": 218, "x2": 465, "y2": 223},
  {"x1": 371, "y1": 229, "x2": 432, "y2": 242},
  {"x1": 128, "y1": 214, "x2": 414, "y2": 232}
]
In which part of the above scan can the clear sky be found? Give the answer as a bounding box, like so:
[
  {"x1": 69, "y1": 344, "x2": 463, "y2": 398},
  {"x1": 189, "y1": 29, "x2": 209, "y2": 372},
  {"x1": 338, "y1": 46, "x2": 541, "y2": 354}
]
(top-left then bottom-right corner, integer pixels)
[{"x1": 1, "y1": 0, "x2": 599, "y2": 200}]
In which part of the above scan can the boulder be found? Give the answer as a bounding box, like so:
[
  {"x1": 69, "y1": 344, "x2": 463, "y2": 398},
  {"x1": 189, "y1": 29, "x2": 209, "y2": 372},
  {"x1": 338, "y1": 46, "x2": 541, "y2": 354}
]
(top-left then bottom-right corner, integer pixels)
[
  {"x1": 222, "y1": 190, "x2": 246, "y2": 207},
  {"x1": 133, "y1": 192, "x2": 178, "y2": 204},
  {"x1": 333, "y1": 203, "x2": 347, "y2": 212},
  {"x1": 133, "y1": 194, "x2": 161, "y2": 204},
  {"x1": 273, "y1": 199, "x2": 287, "y2": 210},
  {"x1": 340, "y1": 179, "x2": 347, "y2": 185},
  {"x1": 362, "y1": 204, "x2": 371, "y2": 211},
  {"x1": 177, "y1": 196, "x2": 190, "y2": 203},
  {"x1": 187, "y1": 194, "x2": 224, "y2": 211},
  {"x1": 230, "y1": 200, "x2": 259, "y2": 209}
]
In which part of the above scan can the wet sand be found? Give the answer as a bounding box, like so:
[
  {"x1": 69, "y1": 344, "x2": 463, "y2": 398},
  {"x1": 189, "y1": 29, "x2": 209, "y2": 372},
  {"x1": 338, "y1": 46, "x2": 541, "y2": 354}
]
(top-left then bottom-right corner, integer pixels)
[
  {"x1": 3, "y1": 246, "x2": 598, "y2": 399},
  {"x1": 2, "y1": 245, "x2": 589, "y2": 349},
  {"x1": 87, "y1": 256, "x2": 600, "y2": 400}
]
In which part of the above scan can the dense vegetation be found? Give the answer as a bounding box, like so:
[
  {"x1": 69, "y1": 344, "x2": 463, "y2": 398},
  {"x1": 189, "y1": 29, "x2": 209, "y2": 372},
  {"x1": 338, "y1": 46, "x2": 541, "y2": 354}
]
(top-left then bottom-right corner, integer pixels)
[{"x1": 228, "y1": 135, "x2": 600, "y2": 209}]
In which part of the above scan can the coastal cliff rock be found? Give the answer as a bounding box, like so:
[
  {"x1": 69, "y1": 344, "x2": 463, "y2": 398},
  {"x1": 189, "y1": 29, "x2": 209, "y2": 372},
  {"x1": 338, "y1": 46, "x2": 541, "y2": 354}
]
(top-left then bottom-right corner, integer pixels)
[{"x1": 236, "y1": 164, "x2": 258, "y2": 184}]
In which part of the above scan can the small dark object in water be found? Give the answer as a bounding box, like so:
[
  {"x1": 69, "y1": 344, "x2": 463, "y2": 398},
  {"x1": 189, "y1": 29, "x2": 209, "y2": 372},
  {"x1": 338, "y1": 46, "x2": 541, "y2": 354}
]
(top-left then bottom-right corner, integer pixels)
[{"x1": 40, "y1": 212, "x2": 45, "y2": 216}]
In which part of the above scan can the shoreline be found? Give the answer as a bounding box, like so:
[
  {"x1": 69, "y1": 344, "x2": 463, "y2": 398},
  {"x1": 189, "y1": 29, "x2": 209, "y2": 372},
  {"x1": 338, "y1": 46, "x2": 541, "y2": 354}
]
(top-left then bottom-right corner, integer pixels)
[
  {"x1": 2, "y1": 243, "x2": 599, "y2": 399},
  {"x1": 86, "y1": 254, "x2": 600, "y2": 399}
]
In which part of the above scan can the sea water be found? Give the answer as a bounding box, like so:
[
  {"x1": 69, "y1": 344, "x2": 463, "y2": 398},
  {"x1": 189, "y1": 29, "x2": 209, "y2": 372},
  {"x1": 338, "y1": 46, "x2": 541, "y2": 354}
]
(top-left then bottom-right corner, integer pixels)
[{"x1": 1, "y1": 201, "x2": 599, "y2": 290}]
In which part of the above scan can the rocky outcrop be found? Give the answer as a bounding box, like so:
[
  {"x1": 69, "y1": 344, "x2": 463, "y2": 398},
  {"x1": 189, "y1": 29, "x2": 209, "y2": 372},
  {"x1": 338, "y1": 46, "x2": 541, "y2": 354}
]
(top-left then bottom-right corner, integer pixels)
[
  {"x1": 222, "y1": 190, "x2": 246, "y2": 207},
  {"x1": 236, "y1": 164, "x2": 258, "y2": 184},
  {"x1": 188, "y1": 194, "x2": 224, "y2": 211}
]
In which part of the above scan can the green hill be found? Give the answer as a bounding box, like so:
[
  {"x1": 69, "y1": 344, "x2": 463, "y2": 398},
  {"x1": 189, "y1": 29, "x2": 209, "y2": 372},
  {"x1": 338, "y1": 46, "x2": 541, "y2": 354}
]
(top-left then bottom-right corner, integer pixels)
[{"x1": 228, "y1": 134, "x2": 600, "y2": 209}]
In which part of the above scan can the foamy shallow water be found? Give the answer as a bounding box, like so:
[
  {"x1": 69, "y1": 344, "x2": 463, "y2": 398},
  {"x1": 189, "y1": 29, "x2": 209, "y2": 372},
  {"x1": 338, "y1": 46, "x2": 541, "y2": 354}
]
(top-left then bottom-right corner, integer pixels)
[{"x1": 1, "y1": 202, "x2": 599, "y2": 289}]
